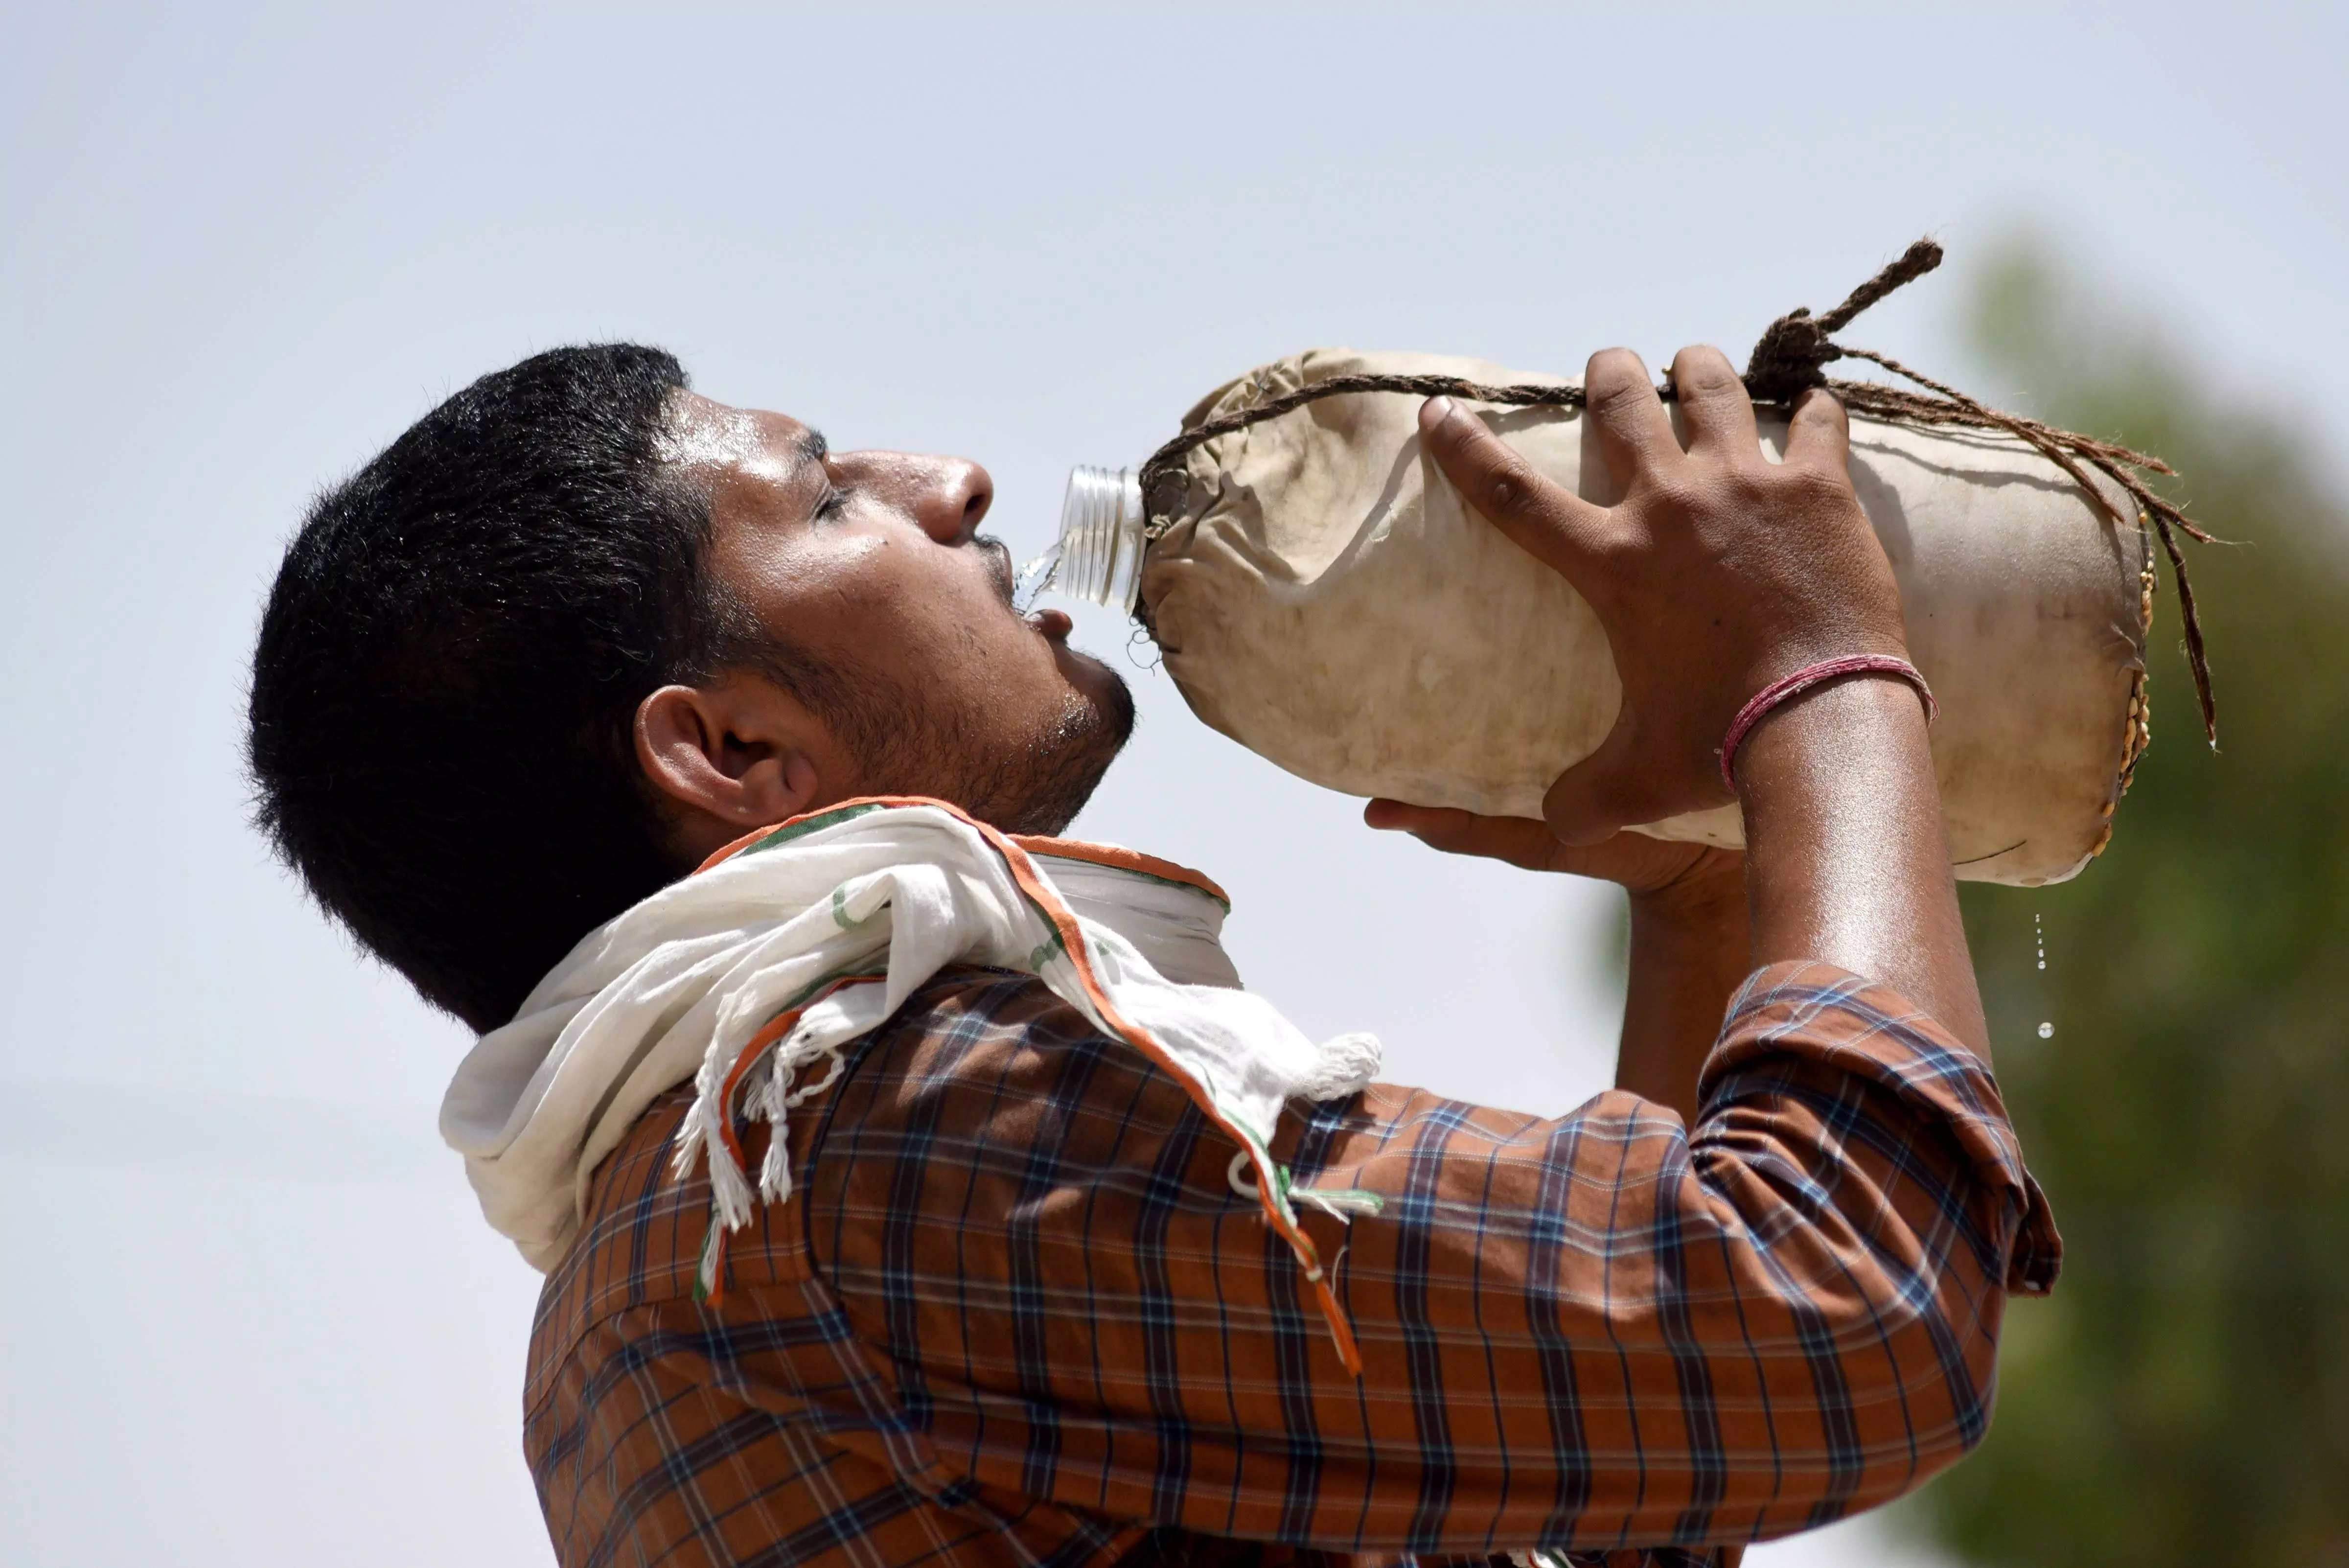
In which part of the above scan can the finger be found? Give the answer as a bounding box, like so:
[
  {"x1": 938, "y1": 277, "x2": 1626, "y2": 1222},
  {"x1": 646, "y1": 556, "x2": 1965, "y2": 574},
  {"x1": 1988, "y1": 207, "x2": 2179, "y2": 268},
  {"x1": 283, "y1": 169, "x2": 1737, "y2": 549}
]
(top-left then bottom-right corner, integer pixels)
[
  {"x1": 1365, "y1": 798, "x2": 1563, "y2": 871},
  {"x1": 1784, "y1": 385, "x2": 1851, "y2": 476},
  {"x1": 1585, "y1": 347, "x2": 1678, "y2": 491},
  {"x1": 1373, "y1": 798, "x2": 1740, "y2": 890},
  {"x1": 1417, "y1": 397, "x2": 1612, "y2": 585},
  {"x1": 1363, "y1": 797, "x2": 1440, "y2": 831},
  {"x1": 1668, "y1": 345, "x2": 1759, "y2": 460},
  {"x1": 1539, "y1": 715, "x2": 1717, "y2": 848}
]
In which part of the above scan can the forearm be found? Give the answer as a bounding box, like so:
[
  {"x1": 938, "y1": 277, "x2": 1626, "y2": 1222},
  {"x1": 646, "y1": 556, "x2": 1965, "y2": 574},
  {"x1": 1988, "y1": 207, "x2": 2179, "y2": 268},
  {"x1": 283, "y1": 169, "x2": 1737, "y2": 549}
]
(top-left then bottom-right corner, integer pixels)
[
  {"x1": 1615, "y1": 868, "x2": 1749, "y2": 1122},
  {"x1": 1737, "y1": 675, "x2": 1989, "y2": 1055}
]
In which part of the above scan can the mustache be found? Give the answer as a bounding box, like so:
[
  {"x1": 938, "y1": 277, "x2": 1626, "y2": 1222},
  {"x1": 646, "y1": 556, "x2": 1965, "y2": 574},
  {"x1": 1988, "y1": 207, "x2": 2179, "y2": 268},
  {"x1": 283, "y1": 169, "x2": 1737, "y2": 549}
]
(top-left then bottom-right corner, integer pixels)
[{"x1": 978, "y1": 534, "x2": 1016, "y2": 607}]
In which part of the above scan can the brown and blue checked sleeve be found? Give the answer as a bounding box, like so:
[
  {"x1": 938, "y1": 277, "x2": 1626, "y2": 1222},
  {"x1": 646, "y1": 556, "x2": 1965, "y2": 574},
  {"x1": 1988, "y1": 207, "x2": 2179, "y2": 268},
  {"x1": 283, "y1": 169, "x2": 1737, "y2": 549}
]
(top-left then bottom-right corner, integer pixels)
[{"x1": 525, "y1": 960, "x2": 2057, "y2": 1568}]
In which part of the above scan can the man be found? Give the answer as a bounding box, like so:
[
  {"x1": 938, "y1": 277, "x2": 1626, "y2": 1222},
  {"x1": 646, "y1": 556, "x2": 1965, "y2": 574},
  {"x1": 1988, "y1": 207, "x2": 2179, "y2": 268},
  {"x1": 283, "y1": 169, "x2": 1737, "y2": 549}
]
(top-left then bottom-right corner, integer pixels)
[{"x1": 250, "y1": 341, "x2": 2055, "y2": 1568}]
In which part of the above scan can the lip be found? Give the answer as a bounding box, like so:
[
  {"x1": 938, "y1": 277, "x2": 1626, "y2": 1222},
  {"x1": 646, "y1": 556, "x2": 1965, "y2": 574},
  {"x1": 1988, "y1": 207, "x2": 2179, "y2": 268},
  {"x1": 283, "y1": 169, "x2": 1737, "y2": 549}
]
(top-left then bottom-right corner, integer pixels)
[{"x1": 1026, "y1": 607, "x2": 1073, "y2": 642}]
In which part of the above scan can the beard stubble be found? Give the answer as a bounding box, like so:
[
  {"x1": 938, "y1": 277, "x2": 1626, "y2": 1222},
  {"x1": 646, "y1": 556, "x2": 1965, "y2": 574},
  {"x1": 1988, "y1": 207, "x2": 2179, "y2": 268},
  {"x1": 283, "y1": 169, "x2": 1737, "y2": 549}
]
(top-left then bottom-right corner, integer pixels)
[{"x1": 822, "y1": 646, "x2": 1135, "y2": 837}]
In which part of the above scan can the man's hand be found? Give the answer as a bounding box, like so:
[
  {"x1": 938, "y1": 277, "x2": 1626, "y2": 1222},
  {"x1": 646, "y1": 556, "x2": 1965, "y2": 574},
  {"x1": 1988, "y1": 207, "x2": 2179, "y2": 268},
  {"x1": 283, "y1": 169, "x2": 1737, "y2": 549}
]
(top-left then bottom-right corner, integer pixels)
[
  {"x1": 1402, "y1": 342, "x2": 1989, "y2": 1059},
  {"x1": 1361, "y1": 800, "x2": 1740, "y2": 897},
  {"x1": 1417, "y1": 345, "x2": 1909, "y2": 846}
]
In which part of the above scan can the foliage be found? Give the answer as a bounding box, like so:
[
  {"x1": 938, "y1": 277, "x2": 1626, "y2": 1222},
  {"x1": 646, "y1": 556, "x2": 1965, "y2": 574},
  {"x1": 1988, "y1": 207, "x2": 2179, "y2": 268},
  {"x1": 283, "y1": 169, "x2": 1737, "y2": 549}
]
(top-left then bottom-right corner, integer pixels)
[{"x1": 1911, "y1": 242, "x2": 2349, "y2": 1566}]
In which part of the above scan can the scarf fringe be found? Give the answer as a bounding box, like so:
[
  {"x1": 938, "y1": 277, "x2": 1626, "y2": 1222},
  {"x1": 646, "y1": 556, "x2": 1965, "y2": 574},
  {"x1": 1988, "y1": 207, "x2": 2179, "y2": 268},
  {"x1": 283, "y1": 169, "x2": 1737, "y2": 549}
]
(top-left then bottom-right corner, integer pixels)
[{"x1": 677, "y1": 978, "x2": 877, "y2": 1304}]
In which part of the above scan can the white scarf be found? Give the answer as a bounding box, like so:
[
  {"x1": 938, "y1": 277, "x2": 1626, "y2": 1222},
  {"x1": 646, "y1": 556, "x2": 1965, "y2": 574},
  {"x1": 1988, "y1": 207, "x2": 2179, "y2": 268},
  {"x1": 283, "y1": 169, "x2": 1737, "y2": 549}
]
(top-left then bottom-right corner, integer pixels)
[{"x1": 439, "y1": 797, "x2": 1383, "y2": 1368}]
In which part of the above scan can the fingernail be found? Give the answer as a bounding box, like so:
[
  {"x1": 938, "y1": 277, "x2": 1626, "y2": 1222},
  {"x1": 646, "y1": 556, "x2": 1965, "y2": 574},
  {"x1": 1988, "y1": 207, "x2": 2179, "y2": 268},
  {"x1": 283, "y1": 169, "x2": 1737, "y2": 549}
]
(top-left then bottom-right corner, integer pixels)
[{"x1": 1421, "y1": 396, "x2": 1455, "y2": 429}]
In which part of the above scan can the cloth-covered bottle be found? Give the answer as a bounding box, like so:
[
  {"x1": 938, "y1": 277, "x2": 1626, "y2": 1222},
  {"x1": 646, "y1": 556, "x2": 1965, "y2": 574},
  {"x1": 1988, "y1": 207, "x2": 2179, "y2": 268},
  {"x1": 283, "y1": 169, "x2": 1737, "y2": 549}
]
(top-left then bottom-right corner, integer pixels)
[{"x1": 1054, "y1": 348, "x2": 2154, "y2": 887}]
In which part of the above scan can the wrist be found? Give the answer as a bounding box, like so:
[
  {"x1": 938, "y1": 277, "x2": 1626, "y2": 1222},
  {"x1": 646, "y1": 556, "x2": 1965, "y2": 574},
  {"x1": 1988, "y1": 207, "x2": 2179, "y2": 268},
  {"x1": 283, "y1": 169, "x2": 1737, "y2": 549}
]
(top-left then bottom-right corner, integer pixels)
[
  {"x1": 1628, "y1": 854, "x2": 1746, "y2": 927},
  {"x1": 1733, "y1": 669, "x2": 1934, "y2": 804},
  {"x1": 1723, "y1": 654, "x2": 1933, "y2": 794}
]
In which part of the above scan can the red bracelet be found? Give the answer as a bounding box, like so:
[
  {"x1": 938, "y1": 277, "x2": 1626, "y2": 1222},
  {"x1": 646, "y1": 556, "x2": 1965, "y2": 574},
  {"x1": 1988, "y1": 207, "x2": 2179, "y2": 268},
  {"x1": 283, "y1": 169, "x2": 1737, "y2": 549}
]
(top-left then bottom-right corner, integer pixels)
[{"x1": 1718, "y1": 654, "x2": 1938, "y2": 791}]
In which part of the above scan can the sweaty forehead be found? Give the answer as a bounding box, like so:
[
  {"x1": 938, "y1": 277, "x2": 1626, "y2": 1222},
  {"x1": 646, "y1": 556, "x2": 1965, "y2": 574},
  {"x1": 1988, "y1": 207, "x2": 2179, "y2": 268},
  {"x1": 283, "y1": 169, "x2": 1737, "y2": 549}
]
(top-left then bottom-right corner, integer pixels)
[{"x1": 655, "y1": 390, "x2": 817, "y2": 484}]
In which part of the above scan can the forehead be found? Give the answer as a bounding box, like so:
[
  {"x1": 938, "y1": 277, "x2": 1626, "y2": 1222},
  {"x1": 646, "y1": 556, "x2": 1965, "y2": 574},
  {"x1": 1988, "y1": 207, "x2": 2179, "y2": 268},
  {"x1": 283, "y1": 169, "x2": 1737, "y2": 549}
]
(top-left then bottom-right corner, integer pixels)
[{"x1": 656, "y1": 389, "x2": 813, "y2": 483}]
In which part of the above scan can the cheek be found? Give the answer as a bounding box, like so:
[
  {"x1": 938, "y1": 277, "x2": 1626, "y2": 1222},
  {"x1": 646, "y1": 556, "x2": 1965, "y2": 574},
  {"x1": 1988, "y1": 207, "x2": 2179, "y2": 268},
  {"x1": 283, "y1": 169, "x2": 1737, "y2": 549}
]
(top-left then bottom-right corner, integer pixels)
[{"x1": 815, "y1": 544, "x2": 1055, "y2": 692}]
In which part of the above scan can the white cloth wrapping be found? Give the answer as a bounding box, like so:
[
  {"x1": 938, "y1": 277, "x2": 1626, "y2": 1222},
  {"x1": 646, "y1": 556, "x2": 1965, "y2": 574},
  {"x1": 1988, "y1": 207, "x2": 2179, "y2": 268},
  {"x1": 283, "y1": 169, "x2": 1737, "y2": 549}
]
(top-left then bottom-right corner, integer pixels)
[
  {"x1": 1143, "y1": 348, "x2": 2156, "y2": 887},
  {"x1": 438, "y1": 797, "x2": 1382, "y2": 1360}
]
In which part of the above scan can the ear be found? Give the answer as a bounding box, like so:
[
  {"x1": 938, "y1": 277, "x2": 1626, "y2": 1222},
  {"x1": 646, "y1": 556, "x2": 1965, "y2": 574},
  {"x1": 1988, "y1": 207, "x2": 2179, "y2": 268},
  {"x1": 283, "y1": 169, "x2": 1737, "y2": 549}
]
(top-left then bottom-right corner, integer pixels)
[{"x1": 634, "y1": 675, "x2": 827, "y2": 859}]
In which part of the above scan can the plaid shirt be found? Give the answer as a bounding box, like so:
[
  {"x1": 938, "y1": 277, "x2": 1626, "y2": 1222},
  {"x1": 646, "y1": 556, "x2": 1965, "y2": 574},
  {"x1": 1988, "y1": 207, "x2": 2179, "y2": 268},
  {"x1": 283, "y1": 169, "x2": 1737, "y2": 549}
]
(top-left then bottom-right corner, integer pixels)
[{"x1": 523, "y1": 959, "x2": 2058, "y2": 1568}]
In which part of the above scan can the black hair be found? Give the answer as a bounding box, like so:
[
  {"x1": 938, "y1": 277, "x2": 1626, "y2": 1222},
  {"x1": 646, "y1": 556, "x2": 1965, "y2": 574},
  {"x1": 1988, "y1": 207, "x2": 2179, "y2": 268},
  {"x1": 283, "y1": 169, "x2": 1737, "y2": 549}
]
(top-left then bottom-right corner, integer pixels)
[{"x1": 249, "y1": 344, "x2": 766, "y2": 1031}]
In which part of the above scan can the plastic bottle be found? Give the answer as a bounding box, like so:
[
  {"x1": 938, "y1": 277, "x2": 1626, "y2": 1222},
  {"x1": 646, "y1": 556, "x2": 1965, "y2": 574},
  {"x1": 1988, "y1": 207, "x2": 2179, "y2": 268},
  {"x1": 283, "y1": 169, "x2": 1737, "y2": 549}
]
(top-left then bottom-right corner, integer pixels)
[{"x1": 1031, "y1": 466, "x2": 1146, "y2": 614}]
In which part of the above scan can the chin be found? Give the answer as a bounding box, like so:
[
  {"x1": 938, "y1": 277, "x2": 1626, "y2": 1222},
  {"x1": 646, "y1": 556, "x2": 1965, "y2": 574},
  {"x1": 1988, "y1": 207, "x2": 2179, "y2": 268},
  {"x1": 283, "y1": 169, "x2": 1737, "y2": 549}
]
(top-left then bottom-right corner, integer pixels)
[
  {"x1": 987, "y1": 674, "x2": 1133, "y2": 837},
  {"x1": 1058, "y1": 646, "x2": 1134, "y2": 737},
  {"x1": 1076, "y1": 657, "x2": 1137, "y2": 750}
]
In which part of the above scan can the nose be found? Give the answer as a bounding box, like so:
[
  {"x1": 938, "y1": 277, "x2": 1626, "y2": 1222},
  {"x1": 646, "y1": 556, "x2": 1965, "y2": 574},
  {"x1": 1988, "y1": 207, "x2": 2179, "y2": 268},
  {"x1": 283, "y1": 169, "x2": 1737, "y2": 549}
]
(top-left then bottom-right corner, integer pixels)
[{"x1": 836, "y1": 450, "x2": 993, "y2": 545}]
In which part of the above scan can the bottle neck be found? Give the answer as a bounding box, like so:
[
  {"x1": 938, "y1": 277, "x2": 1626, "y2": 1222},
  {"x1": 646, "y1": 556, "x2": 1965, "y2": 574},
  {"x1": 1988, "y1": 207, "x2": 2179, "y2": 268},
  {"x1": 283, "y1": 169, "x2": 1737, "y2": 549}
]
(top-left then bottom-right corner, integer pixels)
[{"x1": 1051, "y1": 466, "x2": 1146, "y2": 614}]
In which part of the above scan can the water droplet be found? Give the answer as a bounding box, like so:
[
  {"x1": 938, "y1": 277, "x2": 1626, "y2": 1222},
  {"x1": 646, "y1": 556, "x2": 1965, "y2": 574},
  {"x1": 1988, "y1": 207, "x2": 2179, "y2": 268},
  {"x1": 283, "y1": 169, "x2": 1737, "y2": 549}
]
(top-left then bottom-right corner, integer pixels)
[
  {"x1": 2036, "y1": 1021, "x2": 2055, "y2": 1039},
  {"x1": 2037, "y1": 959, "x2": 2047, "y2": 970}
]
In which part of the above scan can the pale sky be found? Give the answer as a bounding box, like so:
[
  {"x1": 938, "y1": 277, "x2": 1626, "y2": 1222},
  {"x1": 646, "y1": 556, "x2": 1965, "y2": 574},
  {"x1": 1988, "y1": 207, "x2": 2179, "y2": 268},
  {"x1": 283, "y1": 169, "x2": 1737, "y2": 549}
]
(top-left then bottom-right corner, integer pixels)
[{"x1": 2, "y1": 5, "x2": 2342, "y2": 1566}]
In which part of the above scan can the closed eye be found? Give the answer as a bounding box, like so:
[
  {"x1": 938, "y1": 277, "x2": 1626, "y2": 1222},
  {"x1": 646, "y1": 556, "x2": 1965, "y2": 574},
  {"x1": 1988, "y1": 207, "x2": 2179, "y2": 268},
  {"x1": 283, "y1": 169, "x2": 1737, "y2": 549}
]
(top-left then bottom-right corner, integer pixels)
[{"x1": 796, "y1": 427, "x2": 849, "y2": 520}]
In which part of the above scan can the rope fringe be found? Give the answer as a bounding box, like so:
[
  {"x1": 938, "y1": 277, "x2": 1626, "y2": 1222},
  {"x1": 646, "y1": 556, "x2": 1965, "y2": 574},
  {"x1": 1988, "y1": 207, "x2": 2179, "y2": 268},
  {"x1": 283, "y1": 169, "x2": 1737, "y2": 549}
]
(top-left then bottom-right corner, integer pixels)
[{"x1": 1136, "y1": 238, "x2": 2218, "y2": 747}]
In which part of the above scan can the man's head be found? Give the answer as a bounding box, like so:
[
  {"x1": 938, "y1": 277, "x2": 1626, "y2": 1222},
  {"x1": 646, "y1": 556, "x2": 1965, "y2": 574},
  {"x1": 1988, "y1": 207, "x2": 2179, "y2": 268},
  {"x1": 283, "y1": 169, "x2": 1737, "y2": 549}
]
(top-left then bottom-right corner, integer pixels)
[{"x1": 249, "y1": 345, "x2": 1131, "y2": 1032}]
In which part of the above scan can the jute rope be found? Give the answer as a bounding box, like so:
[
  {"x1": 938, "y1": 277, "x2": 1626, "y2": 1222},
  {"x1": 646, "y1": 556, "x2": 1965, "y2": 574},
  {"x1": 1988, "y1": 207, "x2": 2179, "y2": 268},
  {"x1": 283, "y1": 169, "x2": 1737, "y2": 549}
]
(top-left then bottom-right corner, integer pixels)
[{"x1": 1135, "y1": 239, "x2": 2219, "y2": 745}]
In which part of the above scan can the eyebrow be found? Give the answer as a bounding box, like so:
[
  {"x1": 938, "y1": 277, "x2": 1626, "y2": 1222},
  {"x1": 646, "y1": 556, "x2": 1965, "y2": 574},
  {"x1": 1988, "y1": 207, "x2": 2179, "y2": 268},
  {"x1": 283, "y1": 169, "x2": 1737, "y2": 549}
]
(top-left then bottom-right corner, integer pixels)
[{"x1": 796, "y1": 427, "x2": 829, "y2": 469}]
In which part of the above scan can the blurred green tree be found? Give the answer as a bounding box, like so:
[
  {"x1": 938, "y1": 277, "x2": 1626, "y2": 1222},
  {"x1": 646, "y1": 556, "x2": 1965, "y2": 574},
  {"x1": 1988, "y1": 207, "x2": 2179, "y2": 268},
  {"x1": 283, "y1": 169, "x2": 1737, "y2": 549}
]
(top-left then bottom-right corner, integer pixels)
[{"x1": 1908, "y1": 240, "x2": 2349, "y2": 1565}]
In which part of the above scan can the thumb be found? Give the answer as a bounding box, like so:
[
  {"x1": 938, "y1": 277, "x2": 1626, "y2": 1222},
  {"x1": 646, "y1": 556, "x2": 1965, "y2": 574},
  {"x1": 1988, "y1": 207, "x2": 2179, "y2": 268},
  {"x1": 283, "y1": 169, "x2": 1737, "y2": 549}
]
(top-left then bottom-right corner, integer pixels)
[
  {"x1": 1539, "y1": 712, "x2": 1691, "y2": 847},
  {"x1": 1365, "y1": 798, "x2": 1564, "y2": 869}
]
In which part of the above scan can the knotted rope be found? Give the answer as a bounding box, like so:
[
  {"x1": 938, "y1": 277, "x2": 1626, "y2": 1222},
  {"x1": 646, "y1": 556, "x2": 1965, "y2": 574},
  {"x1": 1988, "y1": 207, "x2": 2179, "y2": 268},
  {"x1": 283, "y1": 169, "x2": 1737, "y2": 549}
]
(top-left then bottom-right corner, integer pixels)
[{"x1": 1136, "y1": 239, "x2": 2218, "y2": 745}]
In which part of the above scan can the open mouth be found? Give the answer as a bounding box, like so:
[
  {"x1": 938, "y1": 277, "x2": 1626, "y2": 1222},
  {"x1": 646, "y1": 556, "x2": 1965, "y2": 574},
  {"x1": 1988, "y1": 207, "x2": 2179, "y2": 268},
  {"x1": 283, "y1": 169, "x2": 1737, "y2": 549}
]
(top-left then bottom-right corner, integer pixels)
[{"x1": 979, "y1": 533, "x2": 1069, "y2": 640}]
